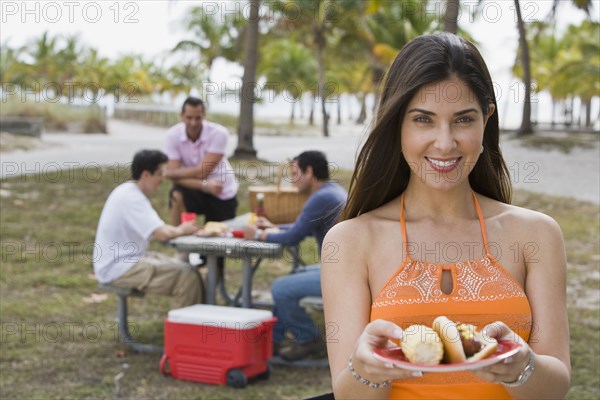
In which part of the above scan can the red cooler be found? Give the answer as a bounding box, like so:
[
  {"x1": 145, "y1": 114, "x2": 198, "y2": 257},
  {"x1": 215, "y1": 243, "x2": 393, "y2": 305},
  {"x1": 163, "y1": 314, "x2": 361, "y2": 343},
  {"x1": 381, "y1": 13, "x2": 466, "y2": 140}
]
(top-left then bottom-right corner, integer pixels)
[{"x1": 160, "y1": 305, "x2": 276, "y2": 388}]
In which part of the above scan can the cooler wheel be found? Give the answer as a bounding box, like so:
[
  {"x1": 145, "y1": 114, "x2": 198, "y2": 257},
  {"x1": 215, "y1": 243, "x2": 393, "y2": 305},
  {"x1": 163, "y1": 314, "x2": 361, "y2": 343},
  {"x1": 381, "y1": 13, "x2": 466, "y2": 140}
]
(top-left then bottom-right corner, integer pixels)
[{"x1": 226, "y1": 368, "x2": 248, "y2": 388}]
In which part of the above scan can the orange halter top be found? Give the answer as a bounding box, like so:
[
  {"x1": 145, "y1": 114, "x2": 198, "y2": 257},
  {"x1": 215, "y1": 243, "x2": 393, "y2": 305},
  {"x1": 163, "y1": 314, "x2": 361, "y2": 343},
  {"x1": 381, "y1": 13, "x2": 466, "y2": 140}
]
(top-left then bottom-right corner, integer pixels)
[{"x1": 370, "y1": 192, "x2": 532, "y2": 399}]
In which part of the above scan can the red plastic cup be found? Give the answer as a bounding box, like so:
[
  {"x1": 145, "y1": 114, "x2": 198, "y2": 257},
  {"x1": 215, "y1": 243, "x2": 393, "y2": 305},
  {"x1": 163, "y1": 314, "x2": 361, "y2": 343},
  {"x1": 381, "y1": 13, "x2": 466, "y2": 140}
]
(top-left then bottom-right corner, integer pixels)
[
  {"x1": 181, "y1": 212, "x2": 197, "y2": 223},
  {"x1": 231, "y1": 229, "x2": 245, "y2": 238}
]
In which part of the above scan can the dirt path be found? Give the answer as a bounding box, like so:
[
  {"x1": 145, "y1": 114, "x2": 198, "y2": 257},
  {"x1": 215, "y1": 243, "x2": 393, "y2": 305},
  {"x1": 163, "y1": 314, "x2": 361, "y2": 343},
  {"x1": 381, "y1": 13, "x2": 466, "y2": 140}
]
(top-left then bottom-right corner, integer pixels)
[{"x1": 1, "y1": 119, "x2": 598, "y2": 204}]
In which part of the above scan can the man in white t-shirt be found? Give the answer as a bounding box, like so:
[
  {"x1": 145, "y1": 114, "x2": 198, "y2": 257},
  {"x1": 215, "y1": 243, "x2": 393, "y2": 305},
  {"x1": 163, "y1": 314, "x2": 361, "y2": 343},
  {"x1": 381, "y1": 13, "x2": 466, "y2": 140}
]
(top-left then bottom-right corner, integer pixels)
[
  {"x1": 93, "y1": 150, "x2": 203, "y2": 308},
  {"x1": 164, "y1": 97, "x2": 239, "y2": 226}
]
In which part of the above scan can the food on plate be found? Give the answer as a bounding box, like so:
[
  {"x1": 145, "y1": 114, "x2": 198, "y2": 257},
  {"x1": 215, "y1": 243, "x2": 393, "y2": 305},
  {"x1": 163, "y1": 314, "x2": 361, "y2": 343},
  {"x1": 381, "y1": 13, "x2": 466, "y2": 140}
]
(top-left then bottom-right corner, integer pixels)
[
  {"x1": 203, "y1": 222, "x2": 228, "y2": 236},
  {"x1": 433, "y1": 316, "x2": 498, "y2": 363},
  {"x1": 401, "y1": 324, "x2": 444, "y2": 365},
  {"x1": 248, "y1": 212, "x2": 257, "y2": 225}
]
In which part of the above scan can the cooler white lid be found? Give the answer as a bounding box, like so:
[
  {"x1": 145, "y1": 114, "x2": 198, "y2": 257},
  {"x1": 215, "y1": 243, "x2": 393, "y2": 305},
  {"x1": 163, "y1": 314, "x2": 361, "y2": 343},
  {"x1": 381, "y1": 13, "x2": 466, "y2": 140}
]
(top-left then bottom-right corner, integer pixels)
[{"x1": 167, "y1": 305, "x2": 273, "y2": 329}]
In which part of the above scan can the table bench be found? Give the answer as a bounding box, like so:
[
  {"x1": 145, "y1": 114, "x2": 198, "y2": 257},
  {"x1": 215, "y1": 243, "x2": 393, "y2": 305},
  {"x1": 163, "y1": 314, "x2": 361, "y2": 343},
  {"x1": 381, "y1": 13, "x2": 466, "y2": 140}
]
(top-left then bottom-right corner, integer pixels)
[
  {"x1": 98, "y1": 284, "x2": 162, "y2": 353},
  {"x1": 299, "y1": 296, "x2": 324, "y2": 312}
]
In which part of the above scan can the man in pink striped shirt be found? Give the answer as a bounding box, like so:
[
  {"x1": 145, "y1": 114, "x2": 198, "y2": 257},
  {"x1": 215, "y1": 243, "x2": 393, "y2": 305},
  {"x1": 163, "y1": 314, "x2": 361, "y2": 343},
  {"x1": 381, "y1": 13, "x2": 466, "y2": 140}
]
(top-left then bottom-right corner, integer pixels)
[{"x1": 164, "y1": 97, "x2": 239, "y2": 225}]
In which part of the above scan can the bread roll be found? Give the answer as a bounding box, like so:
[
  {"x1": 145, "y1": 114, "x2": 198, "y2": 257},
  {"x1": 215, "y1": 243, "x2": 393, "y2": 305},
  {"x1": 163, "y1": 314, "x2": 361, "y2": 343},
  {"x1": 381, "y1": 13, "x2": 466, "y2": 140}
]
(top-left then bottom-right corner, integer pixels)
[
  {"x1": 401, "y1": 324, "x2": 444, "y2": 365},
  {"x1": 203, "y1": 222, "x2": 228, "y2": 236}
]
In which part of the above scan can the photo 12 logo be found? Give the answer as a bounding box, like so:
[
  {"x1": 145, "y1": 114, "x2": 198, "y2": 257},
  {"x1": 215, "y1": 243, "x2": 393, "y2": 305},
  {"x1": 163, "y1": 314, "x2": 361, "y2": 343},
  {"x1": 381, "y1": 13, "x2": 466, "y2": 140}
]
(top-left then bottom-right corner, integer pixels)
[
  {"x1": 1, "y1": 82, "x2": 140, "y2": 104},
  {"x1": 1, "y1": 1, "x2": 140, "y2": 24}
]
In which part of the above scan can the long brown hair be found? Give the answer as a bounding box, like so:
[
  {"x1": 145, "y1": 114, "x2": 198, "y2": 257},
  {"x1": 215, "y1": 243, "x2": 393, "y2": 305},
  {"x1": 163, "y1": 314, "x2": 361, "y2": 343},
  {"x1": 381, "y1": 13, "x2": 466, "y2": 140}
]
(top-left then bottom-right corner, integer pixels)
[{"x1": 341, "y1": 33, "x2": 512, "y2": 221}]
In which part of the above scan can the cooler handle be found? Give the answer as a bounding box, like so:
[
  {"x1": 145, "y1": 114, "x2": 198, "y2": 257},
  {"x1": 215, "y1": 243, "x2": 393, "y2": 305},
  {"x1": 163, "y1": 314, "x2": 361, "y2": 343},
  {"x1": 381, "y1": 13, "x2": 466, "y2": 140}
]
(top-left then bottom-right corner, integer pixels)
[{"x1": 159, "y1": 354, "x2": 170, "y2": 376}]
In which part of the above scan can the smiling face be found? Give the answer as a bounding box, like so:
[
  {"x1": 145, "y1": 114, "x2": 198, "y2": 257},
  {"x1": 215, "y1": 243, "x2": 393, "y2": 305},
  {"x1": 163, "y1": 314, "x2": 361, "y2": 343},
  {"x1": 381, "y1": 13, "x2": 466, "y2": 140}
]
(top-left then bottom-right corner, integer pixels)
[
  {"x1": 180, "y1": 104, "x2": 204, "y2": 140},
  {"x1": 401, "y1": 77, "x2": 494, "y2": 192}
]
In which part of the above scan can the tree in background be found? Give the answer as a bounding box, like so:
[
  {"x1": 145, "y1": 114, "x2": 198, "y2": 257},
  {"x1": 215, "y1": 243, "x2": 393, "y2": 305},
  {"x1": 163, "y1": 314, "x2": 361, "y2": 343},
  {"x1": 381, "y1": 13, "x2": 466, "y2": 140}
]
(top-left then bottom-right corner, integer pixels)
[
  {"x1": 77, "y1": 48, "x2": 110, "y2": 101},
  {"x1": 234, "y1": 0, "x2": 261, "y2": 159},
  {"x1": 556, "y1": 21, "x2": 599, "y2": 128},
  {"x1": 268, "y1": 0, "x2": 343, "y2": 137},
  {"x1": 4, "y1": 2, "x2": 595, "y2": 138},
  {"x1": 259, "y1": 38, "x2": 317, "y2": 124},
  {"x1": 0, "y1": 41, "x2": 28, "y2": 87},
  {"x1": 165, "y1": 62, "x2": 205, "y2": 98},
  {"x1": 513, "y1": 0, "x2": 534, "y2": 136},
  {"x1": 444, "y1": 0, "x2": 460, "y2": 33},
  {"x1": 24, "y1": 32, "x2": 59, "y2": 89},
  {"x1": 337, "y1": 0, "x2": 437, "y2": 120},
  {"x1": 513, "y1": 2, "x2": 596, "y2": 130},
  {"x1": 173, "y1": 6, "x2": 240, "y2": 106}
]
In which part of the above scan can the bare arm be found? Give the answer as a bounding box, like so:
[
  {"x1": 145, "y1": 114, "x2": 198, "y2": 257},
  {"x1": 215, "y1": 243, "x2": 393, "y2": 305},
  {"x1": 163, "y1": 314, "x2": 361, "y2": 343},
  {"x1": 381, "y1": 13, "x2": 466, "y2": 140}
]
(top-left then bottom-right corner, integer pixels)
[
  {"x1": 474, "y1": 214, "x2": 570, "y2": 398},
  {"x1": 152, "y1": 221, "x2": 197, "y2": 242},
  {"x1": 165, "y1": 158, "x2": 224, "y2": 195},
  {"x1": 322, "y1": 222, "x2": 420, "y2": 399},
  {"x1": 165, "y1": 153, "x2": 223, "y2": 180}
]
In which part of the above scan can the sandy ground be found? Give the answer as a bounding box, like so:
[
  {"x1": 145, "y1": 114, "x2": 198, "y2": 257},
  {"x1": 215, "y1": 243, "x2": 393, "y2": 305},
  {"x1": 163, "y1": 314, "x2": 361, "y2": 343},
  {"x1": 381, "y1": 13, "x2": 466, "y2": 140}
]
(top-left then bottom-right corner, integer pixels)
[{"x1": 1, "y1": 119, "x2": 598, "y2": 204}]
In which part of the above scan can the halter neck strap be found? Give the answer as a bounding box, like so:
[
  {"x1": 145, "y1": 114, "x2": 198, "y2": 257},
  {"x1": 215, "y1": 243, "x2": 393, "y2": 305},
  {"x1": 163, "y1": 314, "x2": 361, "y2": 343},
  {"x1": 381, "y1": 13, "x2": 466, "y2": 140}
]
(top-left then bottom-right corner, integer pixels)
[{"x1": 399, "y1": 191, "x2": 490, "y2": 258}]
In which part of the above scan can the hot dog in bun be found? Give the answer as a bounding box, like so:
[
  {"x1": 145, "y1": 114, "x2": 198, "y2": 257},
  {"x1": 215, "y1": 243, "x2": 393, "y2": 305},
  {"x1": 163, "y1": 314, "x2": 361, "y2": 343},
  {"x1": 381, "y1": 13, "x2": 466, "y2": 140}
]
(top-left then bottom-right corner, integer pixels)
[{"x1": 433, "y1": 316, "x2": 498, "y2": 363}]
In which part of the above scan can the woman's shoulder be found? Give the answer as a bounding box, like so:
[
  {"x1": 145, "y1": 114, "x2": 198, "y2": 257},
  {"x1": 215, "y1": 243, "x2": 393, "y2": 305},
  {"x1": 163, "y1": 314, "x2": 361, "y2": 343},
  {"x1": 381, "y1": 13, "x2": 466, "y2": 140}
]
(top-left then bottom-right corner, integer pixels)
[
  {"x1": 478, "y1": 194, "x2": 563, "y2": 238},
  {"x1": 327, "y1": 197, "x2": 401, "y2": 241}
]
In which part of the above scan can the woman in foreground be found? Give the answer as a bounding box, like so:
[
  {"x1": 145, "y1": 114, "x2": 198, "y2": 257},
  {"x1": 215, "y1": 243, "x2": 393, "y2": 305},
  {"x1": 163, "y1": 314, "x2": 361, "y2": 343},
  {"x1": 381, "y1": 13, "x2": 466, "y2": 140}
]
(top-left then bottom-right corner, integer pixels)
[{"x1": 322, "y1": 33, "x2": 570, "y2": 399}]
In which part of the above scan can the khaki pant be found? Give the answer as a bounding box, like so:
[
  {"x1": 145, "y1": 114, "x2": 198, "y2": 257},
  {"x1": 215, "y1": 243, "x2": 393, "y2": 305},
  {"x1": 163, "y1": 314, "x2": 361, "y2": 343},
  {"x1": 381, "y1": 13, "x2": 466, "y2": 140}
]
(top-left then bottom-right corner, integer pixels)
[{"x1": 111, "y1": 251, "x2": 203, "y2": 309}]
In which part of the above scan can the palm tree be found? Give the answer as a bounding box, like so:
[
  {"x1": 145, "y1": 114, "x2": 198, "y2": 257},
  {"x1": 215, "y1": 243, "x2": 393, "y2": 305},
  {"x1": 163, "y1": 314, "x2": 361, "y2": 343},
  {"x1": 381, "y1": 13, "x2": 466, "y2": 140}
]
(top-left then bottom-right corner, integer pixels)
[
  {"x1": 234, "y1": 0, "x2": 260, "y2": 159},
  {"x1": 472, "y1": 0, "x2": 593, "y2": 134},
  {"x1": 0, "y1": 41, "x2": 28, "y2": 87},
  {"x1": 444, "y1": 0, "x2": 460, "y2": 33},
  {"x1": 27, "y1": 32, "x2": 59, "y2": 87},
  {"x1": 336, "y1": 0, "x2": 438, "y2": 118},
  {"x1": 513, "y1": 0, "x2": 534, "y2": 136},
  {"x1": 77, "y1": 48, "x2": 110, "y2": 102},
  {"x1": 173, "y1": 6, "x2": 240, "y2": 106},
  {"x1": 268, "y1": 0, "x2": 342, "y2": 137},
  {"x1": 258, "y1": 38, "x2": 317, "y2": 123},
  {"x1": 166, "y1": 62, "x2": 204, "y2": 97},
  {"x1": 557, "y1": 21, "x2": 600, "y2": 128},
  {"x1": 106, "y1": 55, "x2": 137, "y2": 103}
]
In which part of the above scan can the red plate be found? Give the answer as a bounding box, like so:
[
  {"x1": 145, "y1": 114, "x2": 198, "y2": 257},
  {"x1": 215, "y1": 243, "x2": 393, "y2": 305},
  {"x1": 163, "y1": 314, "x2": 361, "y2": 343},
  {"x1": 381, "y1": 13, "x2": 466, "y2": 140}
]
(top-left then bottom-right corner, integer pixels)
[{"x1": 372, "y1": 341, "x2": 522, "y2": 372}]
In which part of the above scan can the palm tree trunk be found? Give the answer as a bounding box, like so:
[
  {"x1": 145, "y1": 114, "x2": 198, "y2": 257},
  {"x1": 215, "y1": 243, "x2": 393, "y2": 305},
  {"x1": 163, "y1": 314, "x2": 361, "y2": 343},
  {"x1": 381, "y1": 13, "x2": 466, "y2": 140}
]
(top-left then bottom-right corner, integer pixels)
[
  {"x1": 315, "y1": 31, "x2": 329, "y2": 137},
  {"x1": 309, "y1": 94, "x2": 315, "y2": 125},
  {"x1": 234, "y1": 0, "x2": 260, "y2": 159},
  {"x1": 347, "y1": 95, "x2": 353, "y2": 120},
  {"x1": 584, "y1": 97, "x2": 592, "y2": 128},
  {"x1": 205, "y1": 62, "x2": 212, "y2": 108},
  {"x1": 357, "y1": 93, "x2": 367, "y2": 125},
  {"x1": 290, "y1": 101, "x2": 295, "y2": 125},
  {"x1": 514, "y1": 0, "x2": 534, "y2": 136},
  {"x1": 444, "y1": 0, "x2": 460, "y2": 34}
]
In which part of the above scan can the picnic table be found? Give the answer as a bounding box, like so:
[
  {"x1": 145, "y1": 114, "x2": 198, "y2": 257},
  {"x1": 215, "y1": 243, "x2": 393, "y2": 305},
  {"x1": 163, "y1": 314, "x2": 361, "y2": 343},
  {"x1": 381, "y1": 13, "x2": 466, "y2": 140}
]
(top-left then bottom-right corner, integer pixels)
[{"x1": 169, "y1": 214, "x2": 283, "y2": 308}]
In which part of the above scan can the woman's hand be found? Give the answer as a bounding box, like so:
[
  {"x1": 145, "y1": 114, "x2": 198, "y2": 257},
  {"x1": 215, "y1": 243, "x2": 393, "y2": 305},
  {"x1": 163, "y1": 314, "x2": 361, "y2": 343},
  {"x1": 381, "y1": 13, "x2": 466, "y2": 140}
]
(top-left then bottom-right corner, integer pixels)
[
  {"x1": 350, "y1": 319, "x2": 425, "y2": 384},
  {"x1": 472, "y1": 321, "x2": 532, "y2": 384}
]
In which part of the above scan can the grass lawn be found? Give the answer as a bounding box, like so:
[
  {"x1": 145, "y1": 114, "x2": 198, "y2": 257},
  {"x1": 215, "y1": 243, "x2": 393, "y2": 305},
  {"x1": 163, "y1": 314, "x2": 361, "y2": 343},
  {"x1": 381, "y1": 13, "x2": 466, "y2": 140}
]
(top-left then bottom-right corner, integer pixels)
[{"x1": 1, "y1": 162, "x2": 598, "y2": 399}]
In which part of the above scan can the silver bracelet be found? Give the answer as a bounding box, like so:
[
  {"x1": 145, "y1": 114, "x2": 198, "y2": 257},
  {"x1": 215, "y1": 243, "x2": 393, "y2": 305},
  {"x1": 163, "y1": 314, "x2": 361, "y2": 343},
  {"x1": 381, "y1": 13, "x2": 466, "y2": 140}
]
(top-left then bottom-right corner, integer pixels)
[
  {"x1": 502, "y1": 350, "x2": 535, "y2": 387},
  {"x1": 347, "y1": 356, "x2": 391, "y2": 389}
]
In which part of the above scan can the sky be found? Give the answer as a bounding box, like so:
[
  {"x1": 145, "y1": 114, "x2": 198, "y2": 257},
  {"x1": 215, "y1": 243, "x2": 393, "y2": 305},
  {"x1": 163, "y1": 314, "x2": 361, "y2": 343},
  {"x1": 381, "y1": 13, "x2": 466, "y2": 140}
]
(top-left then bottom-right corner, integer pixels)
[{"x1": 1, "y1": 0, "x2": 598, "y2": 127}]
